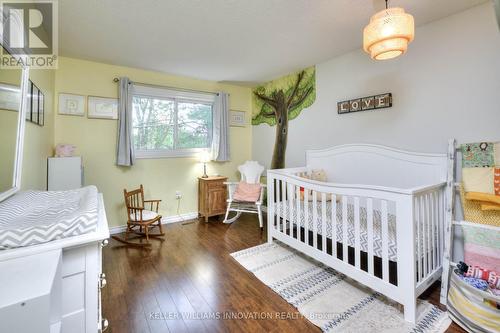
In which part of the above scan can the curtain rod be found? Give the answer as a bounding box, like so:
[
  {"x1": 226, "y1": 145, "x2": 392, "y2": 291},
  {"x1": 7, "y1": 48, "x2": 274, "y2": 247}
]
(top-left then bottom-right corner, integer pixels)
[{"x1": 112, "y1": 77, "x2": 221, "y2": 96}]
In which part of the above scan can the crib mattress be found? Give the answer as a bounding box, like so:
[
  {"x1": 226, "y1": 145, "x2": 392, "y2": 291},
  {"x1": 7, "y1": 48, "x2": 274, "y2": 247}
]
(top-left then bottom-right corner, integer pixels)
[
  {"x1": 276, "y1": 200, "x2": 398, "y2": 261},
  {"x1": 0, "y1": 186, "x2": 99, "y2": 250}
]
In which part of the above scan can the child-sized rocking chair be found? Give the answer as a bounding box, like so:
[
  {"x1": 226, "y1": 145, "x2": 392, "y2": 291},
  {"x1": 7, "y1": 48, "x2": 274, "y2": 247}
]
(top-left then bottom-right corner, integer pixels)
[
  {"x1": 111, "y1": 184, "x2": 165, "y2": 247},
  {"x1": 223, "y1": 161, "x2": 266, "y2": 230}
]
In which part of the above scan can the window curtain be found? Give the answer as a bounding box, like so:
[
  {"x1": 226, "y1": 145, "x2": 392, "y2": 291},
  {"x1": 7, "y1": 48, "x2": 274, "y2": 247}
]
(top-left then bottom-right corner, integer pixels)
[
  {"x1": 211, "y1": 92, "x2": 230, "y2": 161},
  {"x1": 116, "y1": 77, "x2": 135, "y2": 166}
]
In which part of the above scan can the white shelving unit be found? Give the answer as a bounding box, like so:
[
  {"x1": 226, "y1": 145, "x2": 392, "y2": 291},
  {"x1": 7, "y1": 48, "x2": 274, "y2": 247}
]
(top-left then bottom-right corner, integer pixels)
[{"x1": 439, "y1": 140, "x2": 500, "y2": 331}]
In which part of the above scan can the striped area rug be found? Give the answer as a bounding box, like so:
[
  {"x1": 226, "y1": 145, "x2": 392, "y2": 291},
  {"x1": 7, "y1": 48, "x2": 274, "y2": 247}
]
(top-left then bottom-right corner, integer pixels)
[{"x1": 231, "y1": 242, "x2": 451, "y2": 333}]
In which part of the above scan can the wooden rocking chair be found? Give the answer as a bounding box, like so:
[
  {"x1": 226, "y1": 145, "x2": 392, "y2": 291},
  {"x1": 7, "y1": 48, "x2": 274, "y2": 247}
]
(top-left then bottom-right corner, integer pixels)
[{"x1": 111, "y1": 184, "x2": 164, "y2": 247}]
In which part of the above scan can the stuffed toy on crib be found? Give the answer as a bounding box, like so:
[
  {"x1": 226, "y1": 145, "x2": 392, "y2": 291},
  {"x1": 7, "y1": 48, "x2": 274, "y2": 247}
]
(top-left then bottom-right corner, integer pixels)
[{"x1": 299, "y1": 169, "x2": 328, "y2": 201}]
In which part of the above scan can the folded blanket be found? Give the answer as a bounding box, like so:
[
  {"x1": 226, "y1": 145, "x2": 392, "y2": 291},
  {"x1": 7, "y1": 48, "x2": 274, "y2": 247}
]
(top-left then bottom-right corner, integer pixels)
[
  {"x1": 462, "y1": 142, "x2": 496, "y2": 168},
  {"x1": 459, "y1": 185, "x2": 500, "y2": 227},
  {"x1": 466, "y1": 192, "x2": 500, "y2": 205},
  {"x1": 461, "y1": 142, "x2": 500, "y2": 212},
  {"x1": 462, "y1": 225, "x2": 500, "y2": 273},
  {"x1": 462, "y1": 167, "x2": 495, "y2": 194},
  {"x1": 481, "y1": 203, "x2": 500, "y2": 211},
  {"x1": 466, "y1": 191, "x2": 500, "y2": 211},
  {"x1": 479, "y1": 202, "x2": 500, "y2": 211}
]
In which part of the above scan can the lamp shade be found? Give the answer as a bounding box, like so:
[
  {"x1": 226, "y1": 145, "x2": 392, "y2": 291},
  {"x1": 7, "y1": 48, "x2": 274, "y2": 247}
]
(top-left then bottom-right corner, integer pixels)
[
  {"x1": 199, "y1": 150, "x2": 211, "y2": 163},
  {"x1": 363, "y1": 7, "x2": 415, "y2": 60}
]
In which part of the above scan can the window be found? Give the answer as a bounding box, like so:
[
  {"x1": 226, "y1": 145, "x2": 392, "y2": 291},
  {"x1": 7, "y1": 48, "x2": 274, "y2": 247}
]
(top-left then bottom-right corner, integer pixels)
[{"x1": 132, "y1": 85, "x2": 214, "y2": 158}]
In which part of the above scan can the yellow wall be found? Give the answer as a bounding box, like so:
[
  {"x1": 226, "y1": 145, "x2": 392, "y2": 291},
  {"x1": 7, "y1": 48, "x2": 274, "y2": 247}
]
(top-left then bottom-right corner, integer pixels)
[
  {"x1": 54, "y1": 57, "x2": 252, "y2": 228},
  {"x1": 22, "y1": 68, "x2": 56, "y2": 190}
]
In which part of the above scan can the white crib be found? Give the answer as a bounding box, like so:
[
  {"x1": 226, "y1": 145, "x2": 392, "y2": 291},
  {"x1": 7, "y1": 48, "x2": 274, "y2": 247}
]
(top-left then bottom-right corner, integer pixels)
[{"x1": 266, "y1": 143, "x2": 452, "y2": 323}]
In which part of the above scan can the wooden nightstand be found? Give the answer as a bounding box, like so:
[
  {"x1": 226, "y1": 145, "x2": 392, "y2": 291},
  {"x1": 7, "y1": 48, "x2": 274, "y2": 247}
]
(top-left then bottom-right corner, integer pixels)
[{"x1": 198, "y1": 176, "x2": 228, "y2": 222}]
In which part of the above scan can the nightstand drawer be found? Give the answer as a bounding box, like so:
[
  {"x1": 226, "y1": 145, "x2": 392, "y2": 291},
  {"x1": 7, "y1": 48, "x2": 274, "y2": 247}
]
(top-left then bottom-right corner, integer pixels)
[{"x1": 207, "y1": 181, "x2": 225, "y2": 190}]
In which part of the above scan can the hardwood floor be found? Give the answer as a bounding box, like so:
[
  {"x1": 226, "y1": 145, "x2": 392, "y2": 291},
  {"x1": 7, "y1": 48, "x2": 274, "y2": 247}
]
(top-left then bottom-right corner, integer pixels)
[{"x1": 102, "y1": 214, "x2": 465, "y2": 333}]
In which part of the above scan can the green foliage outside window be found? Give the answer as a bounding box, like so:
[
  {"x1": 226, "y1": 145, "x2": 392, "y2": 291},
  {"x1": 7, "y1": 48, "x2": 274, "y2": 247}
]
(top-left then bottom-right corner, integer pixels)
[{"x1": 132, "y1": 96, "x2": 212, "y2": 151}]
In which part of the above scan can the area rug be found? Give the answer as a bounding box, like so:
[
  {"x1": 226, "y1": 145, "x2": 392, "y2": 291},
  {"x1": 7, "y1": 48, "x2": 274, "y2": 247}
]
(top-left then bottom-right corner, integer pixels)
[{"x1": 231, "y1": 242, "x2": 451, "y2": 333}]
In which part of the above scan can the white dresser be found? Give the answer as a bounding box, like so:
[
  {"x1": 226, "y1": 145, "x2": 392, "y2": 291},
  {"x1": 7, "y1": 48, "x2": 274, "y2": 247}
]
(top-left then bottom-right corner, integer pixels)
[{"x1": 0, "y1": 194, "x2": 110, "y2": 333}]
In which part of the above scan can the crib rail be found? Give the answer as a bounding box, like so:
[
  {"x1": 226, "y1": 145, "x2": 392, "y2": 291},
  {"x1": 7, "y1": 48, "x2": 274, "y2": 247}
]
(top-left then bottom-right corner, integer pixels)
[
  {"x1": 414, "y1": 186, "x2": 446, "y2": 294},
  {"x1": 267, "y1": 169, "x2": 446, "y2": 320}
]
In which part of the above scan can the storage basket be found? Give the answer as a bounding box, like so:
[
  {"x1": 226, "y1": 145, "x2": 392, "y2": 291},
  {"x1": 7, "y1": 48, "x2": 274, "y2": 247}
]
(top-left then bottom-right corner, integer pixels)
[{"x1": 447, "y1": 270, "x2": 500, "y2": 333}]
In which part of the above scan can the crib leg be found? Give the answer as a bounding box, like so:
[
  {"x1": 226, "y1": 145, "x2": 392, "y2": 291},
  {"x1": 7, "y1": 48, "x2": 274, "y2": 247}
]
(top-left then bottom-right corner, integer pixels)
[
  {"x1": 397, "y1": 196, "x2": 418, "y2": 324},
  {"x1": 403, "y1": 297, "x2": 417, "y2": 324}
]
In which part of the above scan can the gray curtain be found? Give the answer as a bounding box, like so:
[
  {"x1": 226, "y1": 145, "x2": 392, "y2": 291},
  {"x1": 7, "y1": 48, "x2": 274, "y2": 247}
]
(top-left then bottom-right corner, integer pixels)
[
  {"x1": 211, "y1": 92, "x2": 230, "y2": 161},
  {"x1": 116, "y1": 77, "x2": 135, "y2": 166}
]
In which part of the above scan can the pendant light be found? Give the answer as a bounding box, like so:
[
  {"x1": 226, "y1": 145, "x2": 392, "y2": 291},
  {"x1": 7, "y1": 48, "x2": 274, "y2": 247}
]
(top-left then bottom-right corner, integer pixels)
[{"x1": 363, "y1": 0, "x2": 415, "y2": 60}]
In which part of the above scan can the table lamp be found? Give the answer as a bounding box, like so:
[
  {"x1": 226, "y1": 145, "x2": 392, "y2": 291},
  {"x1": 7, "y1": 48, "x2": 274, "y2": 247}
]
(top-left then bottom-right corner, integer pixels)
[{"x1": 199, "y1": 150, "x2": 210, "y2": 178}]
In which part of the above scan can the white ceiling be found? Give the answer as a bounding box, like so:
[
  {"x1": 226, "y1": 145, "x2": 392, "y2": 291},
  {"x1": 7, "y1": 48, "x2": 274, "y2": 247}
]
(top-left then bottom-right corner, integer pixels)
[{"x1": 59, "y1": 0, "x2": 488, "y2": 84}]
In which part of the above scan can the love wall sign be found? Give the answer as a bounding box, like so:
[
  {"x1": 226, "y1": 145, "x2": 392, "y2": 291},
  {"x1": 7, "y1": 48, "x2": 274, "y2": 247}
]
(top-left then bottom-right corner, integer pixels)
[{"x1": 337, "y1": 93, "x2": 392, "y2": 114}]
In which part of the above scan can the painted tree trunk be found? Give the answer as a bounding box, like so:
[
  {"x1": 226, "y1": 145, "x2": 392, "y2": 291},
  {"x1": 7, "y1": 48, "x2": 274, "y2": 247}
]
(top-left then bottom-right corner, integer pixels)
[{"x1": 271, "y1": 105, "x2": 288, "y2": 169}]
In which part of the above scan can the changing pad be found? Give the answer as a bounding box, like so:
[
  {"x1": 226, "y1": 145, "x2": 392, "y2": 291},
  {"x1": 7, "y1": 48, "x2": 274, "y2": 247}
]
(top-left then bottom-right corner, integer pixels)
[{"x1": 0, "y1": 186, "x2": 99, "y2": 250}]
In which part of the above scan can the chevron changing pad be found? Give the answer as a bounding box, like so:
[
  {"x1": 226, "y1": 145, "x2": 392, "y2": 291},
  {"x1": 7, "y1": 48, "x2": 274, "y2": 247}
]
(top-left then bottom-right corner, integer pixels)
[{"x1": 0, "y1": 186, "x2": 99, "y2": 250}]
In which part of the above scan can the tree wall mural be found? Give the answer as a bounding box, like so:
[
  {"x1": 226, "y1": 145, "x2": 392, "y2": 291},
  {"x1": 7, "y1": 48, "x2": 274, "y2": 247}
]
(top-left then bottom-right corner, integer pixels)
[{"x1": 252, "y1": 67, "x2": 316, "y2": 169}]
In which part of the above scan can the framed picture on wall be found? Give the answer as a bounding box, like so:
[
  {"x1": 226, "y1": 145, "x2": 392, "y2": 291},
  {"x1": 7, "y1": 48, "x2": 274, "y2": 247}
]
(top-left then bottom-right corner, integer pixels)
[
  {"x1": 0, "y1": 82, "x2": 21, "y2": 111},
  {"x1": 87, "y1": 96, "x2": 118, "y2": 119},
  {"x1": 59, "y1": 93, "x2": 85, "y2": 116},
  {"x1": 229, "y1": 110, "x2": 246, "y2": 127},
  {"x1": 31, "y1": 83, "x2": 39, "y2": 124}
]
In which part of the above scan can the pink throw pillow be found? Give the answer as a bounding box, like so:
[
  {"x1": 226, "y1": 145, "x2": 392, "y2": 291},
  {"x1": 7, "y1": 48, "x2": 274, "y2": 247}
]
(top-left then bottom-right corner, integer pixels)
[{"x1": 233, "y1": 182, "x2": 261, "y2": 202}]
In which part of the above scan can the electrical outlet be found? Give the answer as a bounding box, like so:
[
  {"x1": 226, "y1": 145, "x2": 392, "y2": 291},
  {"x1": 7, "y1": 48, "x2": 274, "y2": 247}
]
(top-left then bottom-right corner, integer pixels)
[{"x1": 175, "y1": 191, "x2": 182, "y2": 199}]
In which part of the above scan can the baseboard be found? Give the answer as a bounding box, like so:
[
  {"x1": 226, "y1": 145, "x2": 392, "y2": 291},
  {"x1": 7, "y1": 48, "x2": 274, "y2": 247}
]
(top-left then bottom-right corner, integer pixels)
[
  {"x1": 162, "y1": 212, "x2": 199, "y2": 224},
  {"x1": 109, "y1": 212, "x2": 198, "y2": 235}
]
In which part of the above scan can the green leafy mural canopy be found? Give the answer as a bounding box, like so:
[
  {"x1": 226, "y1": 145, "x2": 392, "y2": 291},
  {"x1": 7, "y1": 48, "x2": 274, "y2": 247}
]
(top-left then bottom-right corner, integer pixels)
[{"x1": 252, "y1": 67, "x2": 316, "y2": 126}]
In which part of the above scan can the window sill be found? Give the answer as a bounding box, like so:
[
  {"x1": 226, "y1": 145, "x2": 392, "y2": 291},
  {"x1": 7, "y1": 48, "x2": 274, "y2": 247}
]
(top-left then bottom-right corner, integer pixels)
[{"x1": 135, "y1": 148, "x2": 207, "y2": 159}]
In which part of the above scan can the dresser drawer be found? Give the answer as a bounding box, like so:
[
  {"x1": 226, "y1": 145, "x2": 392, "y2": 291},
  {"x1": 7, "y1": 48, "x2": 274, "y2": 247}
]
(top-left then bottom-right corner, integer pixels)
[
  {"x1": 62, "y1": 272, "x2": 85, "y2": 313},
  {"x1": 207, "y1": 181, "x2": 225, "y2": 190},
  {"x1": 62, "y1": 247, "x2": 86, "y2": 277}
]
